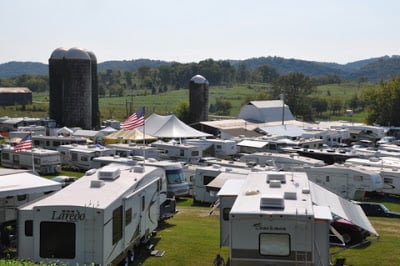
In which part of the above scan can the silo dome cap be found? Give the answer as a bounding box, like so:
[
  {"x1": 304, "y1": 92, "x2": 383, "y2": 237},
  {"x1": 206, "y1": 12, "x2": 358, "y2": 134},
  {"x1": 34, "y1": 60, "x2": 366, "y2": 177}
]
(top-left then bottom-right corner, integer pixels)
[
  {"x1": 65, "y1": 48, "x2": 91, "y2": 60},
  {"x1": 50, "y1": 47, "x2": 68, "y2": 59},
  {"x1": 191, "y1": 74, "x2": 209, "y2": 85}
]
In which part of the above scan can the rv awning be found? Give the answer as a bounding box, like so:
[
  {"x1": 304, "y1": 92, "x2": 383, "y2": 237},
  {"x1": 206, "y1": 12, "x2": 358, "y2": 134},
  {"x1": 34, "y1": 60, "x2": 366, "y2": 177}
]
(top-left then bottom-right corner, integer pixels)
[
  {"x1": 206, "y1": 172, "x2": 248, "y2": 192},
  {"x1": 236, "y1": 139, "x2": 268, "y2": 149},
  {"x1": 309, "y1": 181, "x2": 379, "y2": 237}
]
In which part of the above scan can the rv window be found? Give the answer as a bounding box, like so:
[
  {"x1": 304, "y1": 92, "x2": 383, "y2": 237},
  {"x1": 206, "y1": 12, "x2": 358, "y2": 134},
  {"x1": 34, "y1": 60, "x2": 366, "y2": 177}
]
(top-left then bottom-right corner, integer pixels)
[
  {"x1": 141, "y1": 196, "x2": 145, "y2": 211},
  {"x1": 34, "y1": 158, "x2": 40, "y2": 164},
  {"x1": 326, "y1": 176, "x2": 330, "y2": 182},
  {"x1": 125, "y1": 208, "x2": 132, "y2": 226},
  {"x1": 17, "y1": 194, "x2": 27, "y2": 201},
  {"x1": 180, "y1": 149, "x2": 184, "y2": 156},
  {"x1": 112, "y1": 206, "x2": 123, "y2": 244},
  {"x1": 13, "y1": 154, "x2": 20, "y2": 163},
  {"x1": 71, "y1": 153, "x2": 78, "y2": 161},
  {"x1": 384, "y1": 178, "x2": 393, "y2": 184},
  {"x1": 40, "y1": 222, "x2": 75, "y2": 259},
  {"x1": 354, "y1": 175, "x2": 364, "y2": 182},
  {"x1": 53, "y1": 141, "x2": 60, "y2": 147},
  {"x1": 81, "y1": 156, "x2": 88, "y2": 162},
  {"x1": 222, "y1": 208, "x2": 230, "y2": 221},
  {"x1": 259, "y1": 233, "x2": 290, "y2": 256},
  {"x1": 46, "y1": 141, "x2": 50, "y2": 147},
  {"x1": 25, "y1": 220, "x2": 33, "y2": 236},
  {"x1": 1, "y1": 153, "x2": 9, "y2": 160},
  {"x1": 191, "y1": 151, "x2": 199, "y2": 156},
  {"x1": 203, "y1": 175, "x2": 215, "y2": 186}
]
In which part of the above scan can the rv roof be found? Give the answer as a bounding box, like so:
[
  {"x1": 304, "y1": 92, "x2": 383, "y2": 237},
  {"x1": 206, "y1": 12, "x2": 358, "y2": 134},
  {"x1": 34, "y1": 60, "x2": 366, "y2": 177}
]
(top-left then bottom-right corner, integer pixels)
[
  {"x1": 0, "y1": 172, "x2": 62, "y2": 197},
  {"x1": 229, "y1": 172, "x2": 314, "y2": 217},
  {"x1": 18, "y1": 165, "x2": 162, "y2": 210}
]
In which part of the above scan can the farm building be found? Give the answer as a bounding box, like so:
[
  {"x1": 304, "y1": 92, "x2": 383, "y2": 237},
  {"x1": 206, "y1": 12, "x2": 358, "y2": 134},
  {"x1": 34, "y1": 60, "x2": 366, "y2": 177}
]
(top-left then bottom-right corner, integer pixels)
[
  {"x1": 237, "y1": 100, "x2": 295, "y2": 123},
  {"x1": 0, "y1": 87, "x2": 32, "y2": 106}
]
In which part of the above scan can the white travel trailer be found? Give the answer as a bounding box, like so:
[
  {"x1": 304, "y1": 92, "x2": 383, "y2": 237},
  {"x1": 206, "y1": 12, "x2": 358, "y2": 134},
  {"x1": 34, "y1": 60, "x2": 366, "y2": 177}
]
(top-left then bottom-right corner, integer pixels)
[
  {"x1": 32, "y1": 135, "x2": 88, "y2": 150},
  {"x1": 57, "y1": 144, "x2": 116, "y2": 171},
  {"x1": 92, "y1": 156, "x2": 190, "y2": 198},
  {"x1": 298, "y1": 164, "x2": 383, "y2": 200},
  {"x1": 0, "y1": 170, "x2": 62, "y2": 248},
  {"x1": 342, "y1": 162, "x2": 400, "y2": 196},
  {"x1": 0, "y1": 170, "x2": 62, "y2": 225},
  {"x1": 0, "y1": 148, "x2": 61, "y2": 174},
  {"x1": 239, "y1": 152, "x2": 325, "y2": 170},
  {"x1": 192, "y1": 164, "x2": 253, "y2": 204},
  {"x1": 150, "y1": 140, "x2": 203, "y2": 163},
  {"x1": 217, "y1": 172, "x2": 378, "y2": 266},
  {"x1": 106, "y1": 143, "x2": 161, "y2": 159},
  {"x1": 17, "y1": 163, "x2": 174, "y2": 265},
  {"x1": 183, "y1": 138, "x2": 238, "y2": 157}
]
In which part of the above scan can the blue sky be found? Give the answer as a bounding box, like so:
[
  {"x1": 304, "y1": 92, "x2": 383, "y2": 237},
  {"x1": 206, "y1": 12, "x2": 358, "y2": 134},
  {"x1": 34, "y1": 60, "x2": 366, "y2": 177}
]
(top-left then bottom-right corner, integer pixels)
[{"x1": 1, "y1": 0, "x2": 400, "y2": 64}]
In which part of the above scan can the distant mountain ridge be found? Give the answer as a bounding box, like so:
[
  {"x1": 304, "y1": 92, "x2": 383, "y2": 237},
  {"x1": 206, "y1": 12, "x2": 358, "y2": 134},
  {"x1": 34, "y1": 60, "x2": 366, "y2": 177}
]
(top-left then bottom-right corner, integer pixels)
[{"x1": 1, "y1": 55, "x2": 399, "y2": 82}]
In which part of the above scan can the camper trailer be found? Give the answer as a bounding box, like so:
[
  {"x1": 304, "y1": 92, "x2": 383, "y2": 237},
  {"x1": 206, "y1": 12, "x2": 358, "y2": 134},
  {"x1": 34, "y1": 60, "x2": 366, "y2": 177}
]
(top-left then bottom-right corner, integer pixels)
[
  {"x1": 17, "y1": 163, "x2": 175, "y2": 265},
  {"x1": 192, "y1": 164, "x2": 252, "y2": 204},
  {"x1": 183, "y1": 138, "x2": 238, "y2": 157},
  {"x1": 298, "y1": 164, "x2": 383, "y2": 200},
  {"x1": 57, "y1": 144, "x2": 116, "y2": 171},
  {"x1": 217, "y1": 172, "x2": 378, "y2": 266},
  {"x1": 150, "y1": 140, "x2": 203, "y2": 163},
  {"x1": 106, "y1": 143, "x2": 160, "y2": 159},
  {"x1": 0, "y1": 148, "x2": 61, "y2": 174},
  {"x1": 0, "y1": 170, "x2": 62, "y2": 248},
  {"x1": 239, "y1": 152, "x2": 325, "y2": 170},
  {"x1": 32, "y1": 135, "x2": 87, "y2": 150},
  {"x1": 92, "y1": 156, "x2": 190, "y2": 198}
]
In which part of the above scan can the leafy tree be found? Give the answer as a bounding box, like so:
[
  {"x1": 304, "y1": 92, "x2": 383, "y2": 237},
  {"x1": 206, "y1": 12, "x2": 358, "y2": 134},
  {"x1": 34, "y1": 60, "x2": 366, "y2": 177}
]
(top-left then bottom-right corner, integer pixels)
[
  {"x1": 251, "y1": 65, "x2": 279, "y2": 83},
  {"x1": 271, "y1": 72, "x2": 315, "y2": 118},
  {"x1": 212, "y1": 98, "x2": 232, "y2": 116},
  {"x1": 174, "y1": 101, "x2": 190, "y2": 123},
  {"x1": 309, "y1": 96, "x2": 328, "y2": 116},
  {"x1": 362, "y1": 76, "x2": 400, "y2": 126}
]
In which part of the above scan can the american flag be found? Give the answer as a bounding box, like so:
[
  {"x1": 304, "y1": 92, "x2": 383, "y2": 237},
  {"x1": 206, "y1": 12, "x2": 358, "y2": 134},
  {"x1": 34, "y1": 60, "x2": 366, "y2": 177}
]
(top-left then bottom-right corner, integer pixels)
[
  {"x1": 15, "y1": 134, "x2": 32, "y2": 152},
  {"x1": 122, "y1": 107, "x2": 145, "y2": 130}
]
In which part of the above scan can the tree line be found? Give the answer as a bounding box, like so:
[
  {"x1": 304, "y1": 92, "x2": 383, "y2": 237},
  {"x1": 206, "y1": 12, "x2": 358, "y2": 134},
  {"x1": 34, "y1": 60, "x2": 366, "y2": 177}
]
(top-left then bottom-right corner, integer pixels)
[{"x1": 2, "y1": 58, "x2": 400, "y2": 125}]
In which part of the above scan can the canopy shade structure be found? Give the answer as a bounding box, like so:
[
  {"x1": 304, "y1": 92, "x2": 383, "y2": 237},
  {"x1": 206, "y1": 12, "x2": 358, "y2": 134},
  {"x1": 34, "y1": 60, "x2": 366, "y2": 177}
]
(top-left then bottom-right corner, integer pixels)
[
  {"x1": 103, "y1": 129, "x2": 157, "y2": 144},
  {"x1": 139, "y1": 113, "x2": 212, "y2": 139}
]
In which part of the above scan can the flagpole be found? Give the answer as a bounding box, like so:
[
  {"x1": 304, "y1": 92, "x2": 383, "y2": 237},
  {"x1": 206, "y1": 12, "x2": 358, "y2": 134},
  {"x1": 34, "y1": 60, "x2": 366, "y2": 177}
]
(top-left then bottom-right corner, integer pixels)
[{"x1": 142, "y1": 107, "x2": 146, "y2": 162}]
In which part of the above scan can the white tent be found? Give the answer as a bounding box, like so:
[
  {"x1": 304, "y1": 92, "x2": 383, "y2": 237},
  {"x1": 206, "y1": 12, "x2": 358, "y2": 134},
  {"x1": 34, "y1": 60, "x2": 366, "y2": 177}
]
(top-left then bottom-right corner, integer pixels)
[{"x1": 139, "y1": 113, "x2": 212, "y2": 138}]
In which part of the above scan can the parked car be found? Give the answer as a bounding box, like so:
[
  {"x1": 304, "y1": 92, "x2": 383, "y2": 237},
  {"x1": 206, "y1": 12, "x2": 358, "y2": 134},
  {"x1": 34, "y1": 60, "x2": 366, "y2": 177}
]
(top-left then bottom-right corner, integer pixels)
[
  {"x1": 330, "y1": 216, "x2": 370, "y2": 247},
  {"x1": 51, "y1": 175, "x2": 77, "y2": 188},
  {"x1": 353, "y1": 201, "x2": 400, "y2": 218}
]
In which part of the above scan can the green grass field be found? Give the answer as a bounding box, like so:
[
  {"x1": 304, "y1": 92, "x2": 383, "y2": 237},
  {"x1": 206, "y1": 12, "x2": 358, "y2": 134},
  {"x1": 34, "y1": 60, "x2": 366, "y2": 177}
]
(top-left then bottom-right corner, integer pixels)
[
  {"x1": 1, "y1": 196, "x2": 399, "y2": 265},
  {"x1": 1, "y1": 82, "x2": 368, "y2": 124}
]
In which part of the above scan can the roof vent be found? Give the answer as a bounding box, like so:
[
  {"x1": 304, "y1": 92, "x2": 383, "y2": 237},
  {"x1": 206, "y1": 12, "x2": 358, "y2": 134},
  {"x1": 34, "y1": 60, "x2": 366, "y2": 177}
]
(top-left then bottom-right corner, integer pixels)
[
  {"x1": 269, "y1": 180, "x2": 282, "y2": 188},
  {"x1": 91, "y1": 180, "x2": 105, "y2": 188},
  {"x1": 98, "y1": 167, "x2": 121, "y2": 180},
  {"x1": 260, "y1": 194, "x2": 284, "y2": 209},
  {"x1": 302, "y1": 187, "x2": 310, "y2": 194},
  {"x1": 267, "y1": 173, "x2": 286, "y2": 184},
  {"x1": 133, "y1": 166, "x2": 145, "y2": 173},
  {"x1": 284, "y1": 191, "x2": 297, "y2": 200}
]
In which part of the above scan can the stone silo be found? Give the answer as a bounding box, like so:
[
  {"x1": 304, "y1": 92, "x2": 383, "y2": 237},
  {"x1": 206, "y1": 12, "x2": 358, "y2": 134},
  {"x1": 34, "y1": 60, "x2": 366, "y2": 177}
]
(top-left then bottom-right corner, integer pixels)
[
  {"x1": 49, "y1": 47, "x2": 99, "y2": 129},
  {"x1": 189, "y1": 74, "x2": 209, "y2": 124},
  {"x1": 48, "y1": 47, "x2": 67, "y2": 125},
  {"x1": 85, "y1": 49, "x2": 100, "y2": 129},
  {"x1": 62, "y1": 48, "x2": 92, "y2": 129}
]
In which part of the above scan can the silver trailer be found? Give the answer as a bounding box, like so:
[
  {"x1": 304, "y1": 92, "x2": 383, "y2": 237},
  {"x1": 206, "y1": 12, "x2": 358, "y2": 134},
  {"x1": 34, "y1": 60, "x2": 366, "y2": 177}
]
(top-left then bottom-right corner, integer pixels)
[{"x1": 17, "y1": 163, "x2": 174, "y2": 265}]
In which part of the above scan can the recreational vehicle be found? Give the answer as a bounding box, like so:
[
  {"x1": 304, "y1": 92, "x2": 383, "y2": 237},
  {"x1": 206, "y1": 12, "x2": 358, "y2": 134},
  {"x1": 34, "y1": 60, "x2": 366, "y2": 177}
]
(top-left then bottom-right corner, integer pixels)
[
  {"x1": 57, "y1": 144, "x2": 116, "y2": 171},
  {"x1": 0, "y1": 170, "x2": 62, "y2": 248},
  {"x1": 106, "y1": 143, "x2": 160, "y2": 159},
  {"x1": 32, "y1": 135, "x2": 88, "y2": 150},
  {"x1": 192, "y1": 164, "x2": 253, "y2": 204},
  {"x1": 17, "y1": 163, "x2": 175, "y2": 265},
  {"x1": 298, "y1": 164, "x2": 383, "y2": 200},
  {"x1": 0, "y1": 148, "x2": 61, "y2": 175},
  {"x1": 183, "y1": 138, "x2": 238, "y2": 157},
  {"x1": 150, "y1": 140, "x2": 203, "y2": 163},
  {"x1": 239, "y1": 152, "x2": 325, "y2": 170},
  {"x1": 217, "y1": 172, "x2": 378, "y2": 266},
  {"x1": 92, "y1": 156, "x2": 190, "y2": 198}
]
